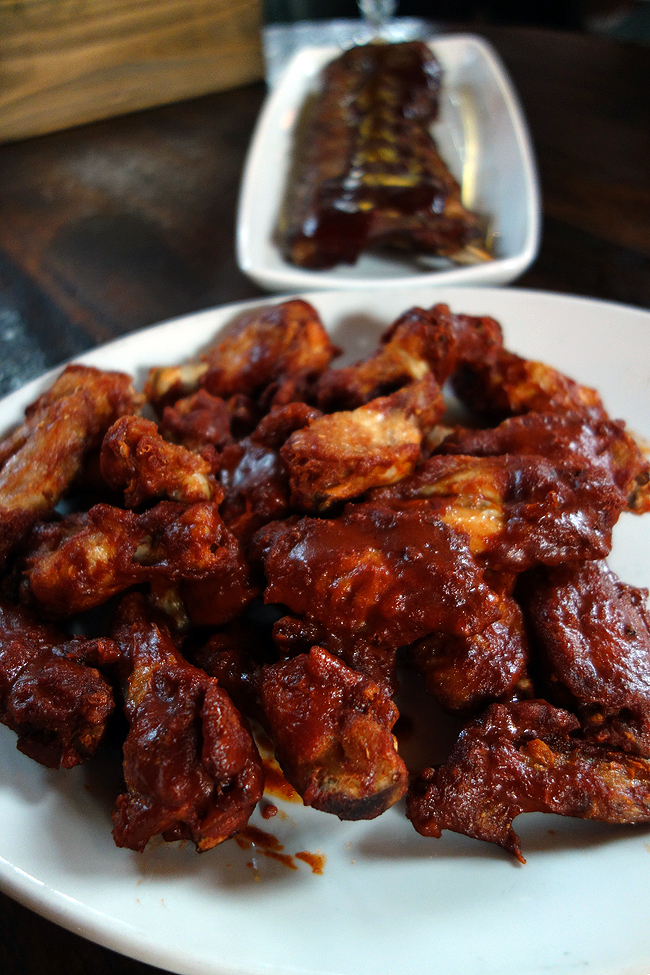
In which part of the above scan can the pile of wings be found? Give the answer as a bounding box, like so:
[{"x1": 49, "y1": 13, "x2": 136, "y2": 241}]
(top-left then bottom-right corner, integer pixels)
[{"x1": 2, "y1": 297, "x2": 650, "y2": 863}]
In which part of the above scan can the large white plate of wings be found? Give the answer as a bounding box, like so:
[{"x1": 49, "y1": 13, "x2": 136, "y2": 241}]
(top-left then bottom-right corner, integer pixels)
[{"x1": 1, "y1": 286, "x2": 650, "y2": 975}]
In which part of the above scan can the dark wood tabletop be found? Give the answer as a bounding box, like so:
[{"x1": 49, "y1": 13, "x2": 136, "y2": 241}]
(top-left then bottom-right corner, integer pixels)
[{"x1": 0, "y1": 22, "x2": 649, "y2": 975}]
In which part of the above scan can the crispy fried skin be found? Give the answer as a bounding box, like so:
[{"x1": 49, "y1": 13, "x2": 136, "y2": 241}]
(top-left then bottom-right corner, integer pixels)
[
  {"x1": 0, "y1": 365, "x2": 141, "y2": 565},
  {"x1": 371, "y1": 453, "x2": 625, "y2": 571},
  {"x1": 521, "y1": 560, "x2": 650, "y2": 756},
  {"x1": 407, "y1": 700, "x2": 650, "y2": 862},
  {"x1": 260, "y1": 646, "x2": 408, "y2": 819},
  {"x1": 281, "y1": 374, "x2": 444, "y2": 512},
  {"x1": 111, "y1": 593, "x2": 263, "y2": 852},
  {"x1": 408, "y1": 575, "x2": 530, "y2": 716},
  {"x1": 0, "y1": 597, "x2": 116, "y2": 768},
  {"x1": 277, "y1": 42, "x2": 481, "y2": 270},
  {"x1": 22, "y1": 501, "x2": 256, "y2": 622},
  {"x1": 100, "y1": 415, "x2": 221, "y2": 507},
  {"x1": 257, "y1": 501, "x2": 500, "y2": 654},
  {"x1": 317, "y1": 304, "x2": 502, "y2": 411}
]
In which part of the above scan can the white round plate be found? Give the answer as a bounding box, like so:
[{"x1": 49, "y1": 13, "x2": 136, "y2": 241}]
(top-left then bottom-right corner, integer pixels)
[{"x1": 1, "y1": 287, "x2": 650, "y2": 975}]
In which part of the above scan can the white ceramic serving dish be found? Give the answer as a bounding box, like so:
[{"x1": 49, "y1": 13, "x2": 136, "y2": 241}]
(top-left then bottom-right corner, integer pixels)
[
  {"x1": 237, "y1": 35, "x2": 541, "y2": 292},
  {"x1": 2, "y1": 287, "x2": 650, "y2": 975}
]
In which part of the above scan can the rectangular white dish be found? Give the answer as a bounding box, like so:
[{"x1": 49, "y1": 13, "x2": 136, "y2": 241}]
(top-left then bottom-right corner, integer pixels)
[{"x1": 237, "y1": 34, "x2": 541, "y2": 292}]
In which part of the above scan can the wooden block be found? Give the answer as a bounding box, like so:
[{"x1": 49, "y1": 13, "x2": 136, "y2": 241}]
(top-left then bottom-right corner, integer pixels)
[{"x1": 0, "y1": 0, "x2": 265, "y2": 143}]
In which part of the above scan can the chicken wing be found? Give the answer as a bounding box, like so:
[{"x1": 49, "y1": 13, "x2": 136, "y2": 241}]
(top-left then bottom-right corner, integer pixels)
[
  {"x1": 111, "y1": 593, "x2": 264, "y2": 852},
  {"x1": 371, "y1": 453, "x2": 625, "y2": 571},
  {"x1": 521, "y1": 560, "x2": 650, "y2": 756},
  {"x1": 281, "y1": 374, "x2": 444, "y2": 512},
  {"x1": 100, "y1": 415, "x2": 221, "y2": 507},
  {"x1": 407, "y1": 699, "x2": 650, "y2": 862},
  {"x1": 0, "y1": 597, "x2": 116, "y2": 768},
  {"x1": 257, "y1": 500, "x2": 501, "y2": 656},
  {"x1": 0, "y1": 364, "x2": 141, "y2": 565},
  {"x1": 259, "y1": 646, "x2": 408, "y2": 820},
  {"x1": 316, "y1": 303, "x2": 502, "y2": 411},
  {"x1": 22, "y1": 500, "x2": 256, "y2": 622},
  {"x1": 440, "y1": 409, "x2": 650, "y2": 514},
  {"x1": 146, "y1": 299, "x2": 339, "y2": 411}
]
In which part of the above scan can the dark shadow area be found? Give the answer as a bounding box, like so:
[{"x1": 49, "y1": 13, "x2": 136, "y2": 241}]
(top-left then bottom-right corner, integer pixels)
[{"x1": 265, "y1": 0, "x2": 650, "y2": 44}]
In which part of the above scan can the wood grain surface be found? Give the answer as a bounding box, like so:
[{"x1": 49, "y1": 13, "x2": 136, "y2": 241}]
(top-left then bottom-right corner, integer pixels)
[{"x1": 0, "y1": 0, "x2": 264, "y2": 142}]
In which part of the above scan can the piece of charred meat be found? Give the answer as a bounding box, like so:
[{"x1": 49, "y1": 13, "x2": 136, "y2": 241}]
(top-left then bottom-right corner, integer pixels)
[
  {"x1": 111, "y1": 593, "x2": 264, "y2": 852},
  {"x1": 0, "y1": 597, "x2": 117, "y2": 768},
  {"x1": 407, "y1": 699, "x2": 650, "y2": 863},
  {"x1": 259, "y1": 646, "x2": 408, "y2": 819},
  {"x1": 277, "y1": 41, "x2": 482, "y2": 269}
]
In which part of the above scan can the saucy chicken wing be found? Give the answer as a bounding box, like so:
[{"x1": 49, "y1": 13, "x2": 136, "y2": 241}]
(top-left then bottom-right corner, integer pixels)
[
  {"x1": 440, "y1": 409, "x2": 650, "y2": 514},
  {"x1": 257, "y1": 500, "x2": 500, "y2": 655},
  {"x1": 0, "y1": 597, "x2": 116, "y2": 768},
  {"x1": 371, "y1": 453, "x2": 625, "y2": 571},
  {"x1": 0, "y1": 364, "x2": 141, "y2": 566},
  {"x1": 22, "y1": 500, "x2": 256, "y2": 623},
  {"x1": 259, "y1": 646, "x2": 408, "y2": 820},
  {"x1": 281, "y1": 374, "x2": 444, "y2": 512},
  {"x1": 316, "y1": 304, "x2": 503, "y2": 412},
  {"x1": 146, "y1": 299, "x2": 339, "y2": 411},
  {"x1": 407, "y1": 699, "x2": 650, "y2": 862},
  {"x1": 101, "y1": 415, "x2": 221, "y2": 507},
  {"x1": 521, "y1": 560, "x2": 650, "y2": 756},
  {"x1": 111, "y1": 593, "x2": 264, "y2": 852}
]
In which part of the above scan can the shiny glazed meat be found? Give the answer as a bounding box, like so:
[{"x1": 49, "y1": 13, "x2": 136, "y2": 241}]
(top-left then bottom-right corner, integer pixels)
[
  {"x1": 277, "y1": 41, "x2": 482, "y2": 269},
  {"x1": 1, "y1": 296, "x2": 649, "y2": 862}
]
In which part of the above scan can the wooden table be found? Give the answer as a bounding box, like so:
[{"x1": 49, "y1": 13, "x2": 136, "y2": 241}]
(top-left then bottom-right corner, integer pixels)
[{"x1": 0, "y1": 22, "x2": 649, "y2": 975}]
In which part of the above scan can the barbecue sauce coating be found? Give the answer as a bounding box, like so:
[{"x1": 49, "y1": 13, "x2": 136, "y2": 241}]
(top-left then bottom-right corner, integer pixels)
[
  {"x1": 111, "y1": 593, "x2": 264, "y2": 852},
  {"x1": 522, "y1": 560, "x2": 650, "y2": 755},
  {"x1": 278, "y1": 41, "x2": 481, "y2": 269},
  {"x1": 258, "y1": 500, "x2": 500, "y2": 652},
  {"x1": 260, "y1": 646, "x2": 408, "y2": 819},
  {"x1": 371, "y1": 453, "x2": 625, "y2": 571},
  {"x1": 409, "y1": 574, "x2": 530, "y2": 716},
  {"x1": 0, "y1": 597, "x2": 116, "y2": 768},
  {"x1": 407, "y1": 700, "x2": 650, "y2": 863}
]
